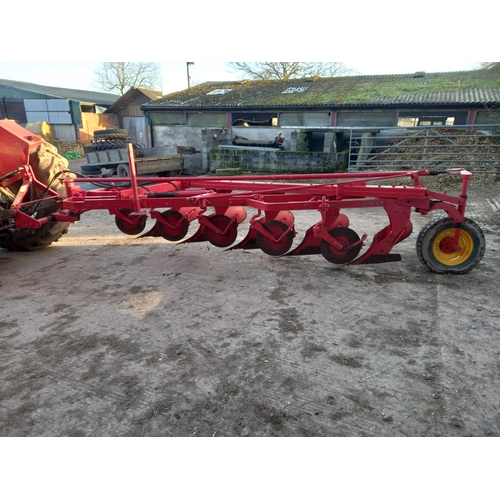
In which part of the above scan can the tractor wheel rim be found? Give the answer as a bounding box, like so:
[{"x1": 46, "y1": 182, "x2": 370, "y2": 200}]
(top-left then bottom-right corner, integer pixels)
[{"x1": 433, "y1": 228, "x2": 474, "y2": 265}]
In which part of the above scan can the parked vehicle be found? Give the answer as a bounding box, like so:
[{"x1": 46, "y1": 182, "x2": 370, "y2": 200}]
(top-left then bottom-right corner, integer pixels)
[
  {"x1": 81, "y1": 146, "x2": 183, "y2": 177},
  {"x1": 81, "y1": 128, "x2": 183, "y2": 177}
]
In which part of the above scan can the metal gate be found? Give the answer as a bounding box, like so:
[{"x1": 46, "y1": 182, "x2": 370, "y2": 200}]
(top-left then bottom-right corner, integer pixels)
[{"x1": 348, "y1": 125, "x2": 500, "y2": 171}]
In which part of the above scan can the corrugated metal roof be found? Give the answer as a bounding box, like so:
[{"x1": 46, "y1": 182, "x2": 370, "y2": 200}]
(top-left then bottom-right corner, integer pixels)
[
  {"x1": 143, "y1": 70, "x2": 500, "y2": 109},
  {"x1": 0, "y1": 78, "x2": 120, "y2": 105}
]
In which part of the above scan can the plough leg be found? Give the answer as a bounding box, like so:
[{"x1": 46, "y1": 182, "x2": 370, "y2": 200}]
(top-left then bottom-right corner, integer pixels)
[
  {"x1": 182, "y1": 207, "x2": 247, "y2": 247},
  {"x1": 228, "y1": 210, "x2": 294, "y2": 251},
  {"x1": 348, "y1": 202, "x2": 413, "y2": 266}
]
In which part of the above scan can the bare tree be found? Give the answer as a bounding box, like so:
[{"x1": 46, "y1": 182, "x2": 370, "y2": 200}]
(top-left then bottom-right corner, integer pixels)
[
  {"x1": 227, "y1": 62, "x2": 355, "y2": 80},
  {"x1": 93, "y1": 62, "x2": 162, "y2": 95}
]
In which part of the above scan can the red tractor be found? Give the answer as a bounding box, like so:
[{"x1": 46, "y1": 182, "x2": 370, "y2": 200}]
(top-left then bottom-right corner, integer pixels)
[{"x1": 0, "y1": 120, "x2": 74, "y2": 250}]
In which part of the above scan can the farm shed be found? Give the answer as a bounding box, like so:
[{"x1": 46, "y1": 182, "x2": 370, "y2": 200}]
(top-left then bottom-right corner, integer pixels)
[
  {"x1": 0, "y1": 78, "x2": 120, "y2": 143},
  {"x1": 142, "y1": 69, "x2": 500, "y2": 155},
  {"x1": 104, "y1": 87, "x2": 161, "y2": 148}
]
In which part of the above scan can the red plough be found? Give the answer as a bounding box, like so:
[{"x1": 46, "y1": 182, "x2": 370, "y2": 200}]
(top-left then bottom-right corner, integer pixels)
[{"x1": 10, "y1": 144, "x2": 486, "y2": 274}]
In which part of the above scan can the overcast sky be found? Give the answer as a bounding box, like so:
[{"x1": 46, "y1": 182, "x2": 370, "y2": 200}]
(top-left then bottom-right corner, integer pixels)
[{"x1": 0, "y1": 61, "x2": 483, "y2": 96}]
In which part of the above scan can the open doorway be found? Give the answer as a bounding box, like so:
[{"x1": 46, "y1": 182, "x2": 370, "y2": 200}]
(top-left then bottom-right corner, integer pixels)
[{"x1": 304, "y1": 131, "x2": 326, "y2": 152}]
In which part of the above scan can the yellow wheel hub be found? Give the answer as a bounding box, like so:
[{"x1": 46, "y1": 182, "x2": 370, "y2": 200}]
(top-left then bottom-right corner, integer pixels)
[{"x1": 432, "y1": 228, "x2": 474, "y2": 266}]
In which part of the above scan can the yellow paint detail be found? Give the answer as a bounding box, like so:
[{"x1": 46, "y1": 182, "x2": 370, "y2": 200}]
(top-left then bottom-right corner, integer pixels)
[{"x1": 432, "y1": 228, "x2": 474, "y2": 266}]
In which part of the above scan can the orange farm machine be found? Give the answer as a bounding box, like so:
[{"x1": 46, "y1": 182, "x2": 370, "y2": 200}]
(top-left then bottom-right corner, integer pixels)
[{"x1": 0, "y1": 121, "x2": 486, "y2": 274}]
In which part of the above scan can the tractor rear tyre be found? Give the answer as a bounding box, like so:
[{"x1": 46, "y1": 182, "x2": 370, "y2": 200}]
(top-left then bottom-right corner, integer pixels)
[
  {"x1": 0, "y1": 142, "x2": 75, "y2": 251},
  {"x1": 92, "y1": 140, "x2": 129, "y2": 151},
  {"x1": 416, "y1": 217, "x2": 485, "y2": 274},
  {"x1": 93, "y1": 129, "x2": 128, "y2": 141}
]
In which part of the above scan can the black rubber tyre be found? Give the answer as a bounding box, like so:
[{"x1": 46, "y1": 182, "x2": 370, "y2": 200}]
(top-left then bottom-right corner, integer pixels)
[
  {"x1": 116, "y1": 164, "x2": 130, "y2": 177},
  {"x1": 92, "y1": 140, "x2": 128, "y2": 151},
  {"x1": 0, "y1": 142, "x2": 74, "y2": 251},
  {"x1": 80, "y1": 164, "x2": 102, "y2": 176},
  {"x1": 416, "y1": 217, "x2": 485, "y2": 274},
  {"x1": 93, "y1": 129, "x2": 128, "y2": 140},
  {"x1": 158, "y1": 169, "x2": 182, "y2": 177}
]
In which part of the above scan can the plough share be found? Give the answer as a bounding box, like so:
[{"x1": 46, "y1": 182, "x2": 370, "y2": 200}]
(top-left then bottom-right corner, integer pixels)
[{"x1": 8, "y1": 144, "x2": 486, "y2": 274}]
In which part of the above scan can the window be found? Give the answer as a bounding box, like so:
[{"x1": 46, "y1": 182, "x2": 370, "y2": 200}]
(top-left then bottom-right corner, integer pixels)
[
  {"x1": 398, "y1": 116, "x2": 455, "y2": 126},
  {"x1": 231, "y1": 112, "x2": 278, "y2": 127},
  {"x1": 279, "y1": 112, "x2": 331, "y2": 127},
  {"x1": 187, "y1": 113, "x2": 226, "y2": 127},
  {"x1": 148, "y1": 111, "x2": 186, "y2": 125},
  {"x1": 398, "y1": 111, "x2": 468, "y2": 127}
]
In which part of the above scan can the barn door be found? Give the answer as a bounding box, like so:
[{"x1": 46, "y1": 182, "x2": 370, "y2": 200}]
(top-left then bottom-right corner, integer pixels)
[{"x1": 123, "y1": 117, "x2": 150, "y2": 147}]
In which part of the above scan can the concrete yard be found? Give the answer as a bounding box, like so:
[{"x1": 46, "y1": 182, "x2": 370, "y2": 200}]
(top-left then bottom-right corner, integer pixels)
[{"x1": 1, "y1": 164, "x2": 499, "y2": 437}]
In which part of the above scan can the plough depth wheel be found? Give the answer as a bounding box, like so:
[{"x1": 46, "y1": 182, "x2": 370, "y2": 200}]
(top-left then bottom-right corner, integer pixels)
[
  {"x1": 256, "y1": 220, "x2": 294, "y2": 256},
  {"x1": 320, "y1": 227, "x2": 361, "y2": 264},
  {"x1": 416, "y1": 217, "x2": 485, "y2": 274},
  {"x1": 204, "y1": 214, "x2": 238, "y2": 247},
  {"x1": 115, "y1": 210, "x2": 147, "y2": 235},
  {"x1": 156, "y1": 209, "x2": 189, "y2": 241}
]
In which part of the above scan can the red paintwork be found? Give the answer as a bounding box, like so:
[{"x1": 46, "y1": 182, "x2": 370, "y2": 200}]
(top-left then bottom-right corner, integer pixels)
[
  {"x1": 56, "y1": 164, "x2": 472, "y2": 266},
  {"x1": 1, "y1": 124, "x2": 475, "y2": 267},
  {"x1": 0, "y1": 120, "x2": 44, "y2": 174}
]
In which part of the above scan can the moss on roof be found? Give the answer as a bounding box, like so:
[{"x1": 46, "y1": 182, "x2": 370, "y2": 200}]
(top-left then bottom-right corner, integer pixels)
[{"x1": 144, "y1": 70, "x2": 500, "y2": 109}]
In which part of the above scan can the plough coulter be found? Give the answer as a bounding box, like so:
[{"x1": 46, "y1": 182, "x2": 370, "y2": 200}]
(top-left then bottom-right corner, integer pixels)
[{"x1": 0, "y1": 123, "x2": 485, "y2": 274}]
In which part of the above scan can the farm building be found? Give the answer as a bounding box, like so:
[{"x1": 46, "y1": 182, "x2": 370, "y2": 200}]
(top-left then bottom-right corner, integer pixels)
[
  {"x1": 142, "y1": 69, "x2": 500, "y2": 150},
  {"x1": 104, "y1": 87, "x2": 161, "y2": 148},
  {"x1": 0, "y1": 78, "x2": 120, "y2": 145},
  {"x1": 141, "y1": 69, "x2": 500, "y2": 173}
]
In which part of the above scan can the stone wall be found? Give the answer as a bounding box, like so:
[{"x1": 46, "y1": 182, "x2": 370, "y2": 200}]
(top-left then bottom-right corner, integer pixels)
[
  {"x1": 151, "y1": 126, "x2": 348, "y2": 175},
  {"x1": 209, "y1": 148, "x2": 347, "y2": 173}
]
